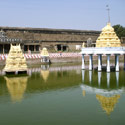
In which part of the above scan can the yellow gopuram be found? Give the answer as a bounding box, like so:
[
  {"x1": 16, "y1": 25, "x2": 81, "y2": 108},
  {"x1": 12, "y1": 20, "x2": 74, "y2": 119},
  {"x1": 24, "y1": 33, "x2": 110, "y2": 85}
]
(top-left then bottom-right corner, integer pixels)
[
  {"x1": 3, "y1": 44, "x2": 27, "y2": 73},
  {"x1": 96, "y1": 23, "x2": 121, "y2": 47}
]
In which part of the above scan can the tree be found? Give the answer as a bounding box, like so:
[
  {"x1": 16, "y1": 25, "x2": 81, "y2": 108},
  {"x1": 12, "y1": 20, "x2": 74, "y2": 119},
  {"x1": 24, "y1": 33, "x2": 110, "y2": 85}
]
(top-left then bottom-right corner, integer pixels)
[{"x1": 113, "y1": 24, "x2": 125, "y2": 38}]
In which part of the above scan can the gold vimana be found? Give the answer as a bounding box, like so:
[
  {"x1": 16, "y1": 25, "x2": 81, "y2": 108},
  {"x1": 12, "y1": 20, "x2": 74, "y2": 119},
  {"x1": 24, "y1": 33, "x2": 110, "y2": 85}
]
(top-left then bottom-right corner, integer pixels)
[
  {"x1": 96, "y1": 23, "x2": 121, "y2": 47},
  {"x1": 3, "y1": 44, "x2": 27, "y2": 72}
]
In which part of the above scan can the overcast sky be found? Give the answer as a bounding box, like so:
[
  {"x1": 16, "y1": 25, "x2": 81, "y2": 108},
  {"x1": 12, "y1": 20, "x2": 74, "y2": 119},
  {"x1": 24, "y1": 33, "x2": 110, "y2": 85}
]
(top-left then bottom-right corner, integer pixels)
[{"x1": 0, "y1": 0, "x2": 124, "y2": 30}]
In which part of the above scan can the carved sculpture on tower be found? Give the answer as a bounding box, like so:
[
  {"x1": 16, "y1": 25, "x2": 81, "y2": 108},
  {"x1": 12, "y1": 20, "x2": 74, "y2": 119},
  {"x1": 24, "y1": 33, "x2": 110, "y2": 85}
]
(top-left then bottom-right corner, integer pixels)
[
  {"x1": 96, "y1": 23, "x2": 121, "y2": 47},
  {"x1": 3, "y1": 44, "x2": 27, "y2": 73}
]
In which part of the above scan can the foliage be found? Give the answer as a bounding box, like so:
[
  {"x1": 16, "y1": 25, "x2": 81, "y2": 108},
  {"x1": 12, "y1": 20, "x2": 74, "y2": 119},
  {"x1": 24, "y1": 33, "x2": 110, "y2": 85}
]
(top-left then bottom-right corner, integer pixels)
[{"x1": 113, "y1": 24, "x2": 125, "y2": 38}]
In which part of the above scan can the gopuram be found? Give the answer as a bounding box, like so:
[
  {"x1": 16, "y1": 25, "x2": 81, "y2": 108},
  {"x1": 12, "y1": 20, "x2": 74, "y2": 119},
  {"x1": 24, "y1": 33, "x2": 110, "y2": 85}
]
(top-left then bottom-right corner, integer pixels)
[
  {"x1": 3, "y1": 44, "x2": 27, "y2": 74},
  {"x1": 81, "y1": 22, "x2": 125, "y2": 72}
]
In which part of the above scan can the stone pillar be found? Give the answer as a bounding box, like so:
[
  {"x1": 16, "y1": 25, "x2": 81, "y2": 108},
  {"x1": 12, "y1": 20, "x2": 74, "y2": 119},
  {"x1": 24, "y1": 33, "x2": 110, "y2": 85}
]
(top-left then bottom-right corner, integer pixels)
[
  {"x1": 89, "y1": 54, "x2": 93, "y2": 71},
  {"x1": 107, "y1": 54, "x2": 110, "y2": 72},
  {"x1": 98, "y1": 72, "x2": 101, "y2": 87},
  {"x1": 82, "y1": 54, "x2": 85, "y2": 70},
  {"x1": 100, "y1": 55, "x2": 102, "y2": 66},
  {"x1": 82, "y1": 70, "x2": 85, "y2": 83},
  {"x1": 115, "y1": 54, "x2": 119, "y2": 72},
  {"x1": 98, "y1": 54, "x2": 102, "y2": 71},
  {"x1": 107, "y1": 73, "x2": 110, "y2": 88}
]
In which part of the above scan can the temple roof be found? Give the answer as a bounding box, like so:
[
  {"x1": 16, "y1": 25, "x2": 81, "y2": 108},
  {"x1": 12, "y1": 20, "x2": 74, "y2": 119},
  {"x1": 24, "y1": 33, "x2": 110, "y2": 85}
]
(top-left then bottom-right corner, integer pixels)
[
  {"x1": 102, "y1": 23, "x2": 114, "y2": 32},
  {"x1": 96, "y1": 23, "x2": 121, "y2": 47}
]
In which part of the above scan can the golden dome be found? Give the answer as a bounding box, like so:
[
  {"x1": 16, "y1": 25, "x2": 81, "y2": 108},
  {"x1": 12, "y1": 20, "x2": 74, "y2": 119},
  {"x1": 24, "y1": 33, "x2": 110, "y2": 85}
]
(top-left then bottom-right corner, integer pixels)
[
  {"x1": 96, "y1": 23, "x2": 121, "y2": 47},
  {"x1": 96, "y1": 94, "x2": 120, "y2": 115}
]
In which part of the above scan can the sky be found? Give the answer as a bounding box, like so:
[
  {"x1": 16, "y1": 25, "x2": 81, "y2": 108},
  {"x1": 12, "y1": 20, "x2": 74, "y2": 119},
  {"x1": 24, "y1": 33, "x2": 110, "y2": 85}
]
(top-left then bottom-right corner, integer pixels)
[{"x1": 0, "y1": 0, "x2": 125, "y2": 30}]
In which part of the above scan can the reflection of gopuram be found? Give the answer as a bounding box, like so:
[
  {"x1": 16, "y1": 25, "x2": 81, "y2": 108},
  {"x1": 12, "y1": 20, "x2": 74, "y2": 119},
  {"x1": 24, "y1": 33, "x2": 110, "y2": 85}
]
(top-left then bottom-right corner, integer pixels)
[
  {"x1": 96, "y1": 94, "x2": 120, "y2": 115},
  {"x1": 41, "y1": 70, "x2": 49, "y2": 82},
  {"x1": 81, "y1": 70, "x2": 124, "y2": 115},
  {"x1": 41, "y1": 64, "x2": 50, "y2": 82},
  {"x1": 4, "y1": 76, "x2": 28, "y2": 102}
]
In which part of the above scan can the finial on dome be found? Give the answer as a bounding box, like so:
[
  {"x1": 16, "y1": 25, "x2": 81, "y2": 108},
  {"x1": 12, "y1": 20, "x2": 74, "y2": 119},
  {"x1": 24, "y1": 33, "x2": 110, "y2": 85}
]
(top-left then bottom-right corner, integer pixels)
[{"x1": 106, "y1": 5, "x2": 110, "y2": 23}]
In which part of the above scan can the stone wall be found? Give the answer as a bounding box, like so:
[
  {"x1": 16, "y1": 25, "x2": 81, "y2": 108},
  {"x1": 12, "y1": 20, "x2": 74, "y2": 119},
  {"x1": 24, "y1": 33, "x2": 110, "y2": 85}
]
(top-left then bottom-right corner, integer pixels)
[{"x1": 0, "y1": 26, "x2": 100, "y2": 52}]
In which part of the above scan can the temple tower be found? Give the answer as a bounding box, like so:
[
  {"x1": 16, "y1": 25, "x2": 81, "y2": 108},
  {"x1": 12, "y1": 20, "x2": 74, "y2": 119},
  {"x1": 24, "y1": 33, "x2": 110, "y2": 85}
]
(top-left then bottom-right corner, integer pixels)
[
  {"x1": 3, "y1": 44, "x2": 27, "y2": 73},
  {"x1": 96, "y1": 23, "x2": 121, "y2": 47}
]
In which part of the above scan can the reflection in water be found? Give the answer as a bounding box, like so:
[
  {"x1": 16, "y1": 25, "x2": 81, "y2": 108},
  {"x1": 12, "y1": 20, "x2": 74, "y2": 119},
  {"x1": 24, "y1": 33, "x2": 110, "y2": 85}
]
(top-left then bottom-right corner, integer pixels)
[
  {"x1": 41, "y1": 65, "x2": 50, "y2": 82},
  {"x1": 4, "y1": 76, "x2": 28, "y2": 102},
  {"x1": 98, "y1": 72, "x2": 101, "y2": 87},
  {"x1": 89, "y1": 71, "x2": 92, "y2": 83},
  {"x1": 116, "y1": 72, "x2": 119, "y2": 87},
  {"x1": 107, "y1": 73, "x2": 110, "y2": 88},
  {"x1": 82, "y1": 70, "x2": 85, "y2": 82},
  {"x1": 96, "y1": 94, "x2": 120, "y2": 115},
  {"x1": 41, "y1": 70, "x2": 49, "y2": 82},
  {"x1": 82, "y1": 90, "x2": 86, "y2": 96},
  {"x1": 81, "y1": 70, "x2": 123, "y2": 115}
]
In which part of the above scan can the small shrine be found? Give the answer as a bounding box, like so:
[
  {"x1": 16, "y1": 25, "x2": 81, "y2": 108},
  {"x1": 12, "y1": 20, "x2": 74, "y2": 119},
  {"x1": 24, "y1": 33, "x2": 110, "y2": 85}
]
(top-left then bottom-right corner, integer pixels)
[
  {"x1": 3, "y1": 44, "x2": 27, "y2": 74},
  {"x1": 41, "y1": 48, "x2": 50, "y2": 64},
  {"x1": 96, "y1": 23, "x2": 121, "y2": 47}
]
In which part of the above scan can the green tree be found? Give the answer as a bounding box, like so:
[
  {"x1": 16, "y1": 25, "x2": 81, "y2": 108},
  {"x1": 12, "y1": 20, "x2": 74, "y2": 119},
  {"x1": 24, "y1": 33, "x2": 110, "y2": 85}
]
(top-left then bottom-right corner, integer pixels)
[{"x1": 113, "y1": 24, "x2": 125, "y2": 38}]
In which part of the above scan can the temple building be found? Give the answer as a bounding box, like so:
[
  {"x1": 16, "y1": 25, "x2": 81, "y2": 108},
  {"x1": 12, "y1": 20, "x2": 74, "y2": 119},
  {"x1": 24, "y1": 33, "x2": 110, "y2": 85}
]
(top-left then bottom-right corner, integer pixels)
[
  {"x1": 81, "y1": 23, "x2": 125, "y2": 72},
  {"x1": 3, "y1": 44, "x2": 27, "y2": 74},
  {"x1": 0, "y1": 26, "x2": 100, "y2": 53},
  {"x1": 0, "y1": 30, "x2": 22, "y2": 54}
]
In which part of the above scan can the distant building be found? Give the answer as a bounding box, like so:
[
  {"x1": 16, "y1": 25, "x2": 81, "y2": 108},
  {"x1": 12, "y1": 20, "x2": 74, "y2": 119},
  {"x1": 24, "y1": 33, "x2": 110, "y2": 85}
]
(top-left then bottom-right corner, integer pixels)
[
  {"x1": 0, "y1": 30, "x2": 22, "y2": 54},
  {"x1": 0, "y1": 26, "x2": 100, "y2": 53}
]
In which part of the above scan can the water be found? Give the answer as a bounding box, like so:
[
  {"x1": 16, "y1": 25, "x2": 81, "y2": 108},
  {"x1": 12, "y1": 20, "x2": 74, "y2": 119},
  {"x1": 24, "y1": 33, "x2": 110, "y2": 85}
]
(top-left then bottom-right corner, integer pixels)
[{"x1": 0, "y1": 65, "x2": 125, "y2": 125}]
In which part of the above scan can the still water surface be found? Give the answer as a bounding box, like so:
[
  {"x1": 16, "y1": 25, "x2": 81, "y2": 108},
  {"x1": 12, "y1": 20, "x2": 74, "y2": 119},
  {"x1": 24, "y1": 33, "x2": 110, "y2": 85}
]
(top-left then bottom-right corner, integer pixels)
[{"x1": 0, "y1": 65, "x2": 125, "y2": 125}]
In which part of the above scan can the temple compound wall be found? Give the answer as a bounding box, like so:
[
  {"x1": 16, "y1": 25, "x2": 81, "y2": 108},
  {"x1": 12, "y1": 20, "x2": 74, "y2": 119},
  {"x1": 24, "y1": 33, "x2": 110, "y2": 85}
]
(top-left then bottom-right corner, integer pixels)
[{"x1": 0, "y1": 26, "x2": 100, "y2": 53}]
